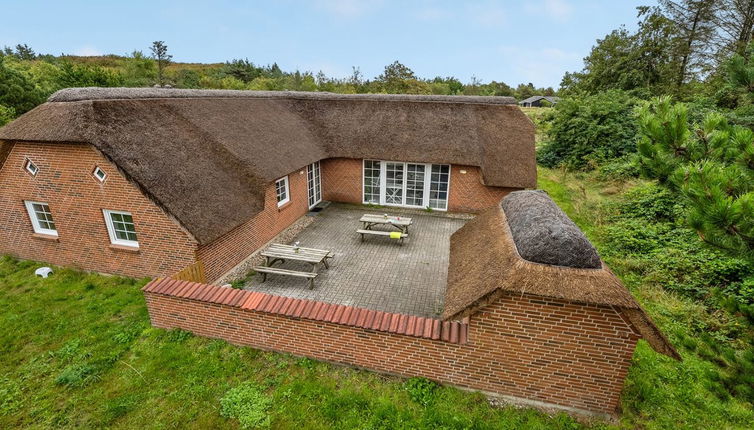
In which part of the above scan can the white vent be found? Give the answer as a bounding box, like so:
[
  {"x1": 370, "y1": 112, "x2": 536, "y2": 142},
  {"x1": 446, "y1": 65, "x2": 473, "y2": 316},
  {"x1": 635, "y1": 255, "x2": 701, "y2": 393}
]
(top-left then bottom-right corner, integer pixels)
[
  {"x1": 93, "y1": 166, "x2": 107, "y2": 182},
  {"x1": 25, "y1": 159, "x2": 38, "y2": 176}
]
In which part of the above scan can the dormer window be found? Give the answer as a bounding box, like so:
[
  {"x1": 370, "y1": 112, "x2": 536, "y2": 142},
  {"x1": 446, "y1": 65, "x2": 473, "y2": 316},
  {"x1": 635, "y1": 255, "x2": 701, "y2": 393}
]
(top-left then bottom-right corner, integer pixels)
[
  {"x1": 25, "y1": 159, "x2": 38, "y2": 176},
  {"x1": 93, "y1": 166, "x2": 107, "y2": 182}
]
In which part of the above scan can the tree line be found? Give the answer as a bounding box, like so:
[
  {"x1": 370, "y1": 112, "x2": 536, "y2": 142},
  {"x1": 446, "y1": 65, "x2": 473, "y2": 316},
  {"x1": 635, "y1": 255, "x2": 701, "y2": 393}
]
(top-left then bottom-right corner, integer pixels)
[{"x1": 0, "y1": 41, "x2": 555, "y2": 126}]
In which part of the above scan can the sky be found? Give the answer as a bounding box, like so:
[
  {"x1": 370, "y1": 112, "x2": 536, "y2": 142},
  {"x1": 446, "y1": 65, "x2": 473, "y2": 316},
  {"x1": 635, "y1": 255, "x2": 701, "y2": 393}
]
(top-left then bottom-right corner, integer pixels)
[{"x1": 1, "y1": 0, "x2": 647, "y2": 88}]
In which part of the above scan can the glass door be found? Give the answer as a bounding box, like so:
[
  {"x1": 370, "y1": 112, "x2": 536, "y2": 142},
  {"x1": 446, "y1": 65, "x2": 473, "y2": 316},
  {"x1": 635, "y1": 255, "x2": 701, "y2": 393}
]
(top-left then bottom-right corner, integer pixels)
[
  {"x1": 384, "y1": 162, "x2": 404, "y2": 205},
  {"x1": 405, "y1": 163, "x2": 426, "y2": 207},
  {"x1": 307, "y1": 161, "x2": 322, "y2": 209}
]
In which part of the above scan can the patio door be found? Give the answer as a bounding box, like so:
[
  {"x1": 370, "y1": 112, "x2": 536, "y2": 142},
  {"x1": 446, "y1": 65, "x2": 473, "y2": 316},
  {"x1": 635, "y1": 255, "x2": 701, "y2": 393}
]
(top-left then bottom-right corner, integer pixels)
[
  {"x1": 404, "y1": 164, "x2": 426, "y2": 207},
  {"x1": 363, "y1": 160, "x2": 450, "y2": 210},
  {"x1": 384, "y1": 162, "x2": 404, "y2": 205},
  {"x1": 307, "y1": 161, "x2": 321, "y2": 209}
]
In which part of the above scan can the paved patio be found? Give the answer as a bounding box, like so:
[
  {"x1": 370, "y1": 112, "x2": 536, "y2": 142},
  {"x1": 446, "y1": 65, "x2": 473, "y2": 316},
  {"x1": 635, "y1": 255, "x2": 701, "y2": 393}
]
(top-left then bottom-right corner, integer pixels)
[{"x1": 243, "y1": 205, "x2": 467, "y2": 317}]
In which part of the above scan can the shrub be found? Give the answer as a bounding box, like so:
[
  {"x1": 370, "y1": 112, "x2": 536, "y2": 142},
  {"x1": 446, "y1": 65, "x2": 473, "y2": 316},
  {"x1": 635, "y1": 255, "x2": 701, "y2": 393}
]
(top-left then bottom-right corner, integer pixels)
[
  {"x1": 220, "y1": 383, "x2": 272, "y2": 429},
  {"x1": 404, "y1": 377, "x2": 437, "y2": 406},
  {"x1": 538, "y1": 90, "x2": 639, "y2": 169},
  {"x1": 601, "y1": 183, "x2": 754, "y2": 303}
]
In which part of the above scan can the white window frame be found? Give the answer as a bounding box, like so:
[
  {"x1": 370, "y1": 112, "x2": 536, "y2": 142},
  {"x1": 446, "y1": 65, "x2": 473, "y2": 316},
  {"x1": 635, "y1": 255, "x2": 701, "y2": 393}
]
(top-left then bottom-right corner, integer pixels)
[
  {"x1": 362, "y1": 160, "x2": 450, "y2": 211},
  {"x1": 24, "y1": 159, "x2": 38, "y2": 176},
  {"x1": 103, "y1": 209, "x2": 139, "y2": 248},
  {"x1": 93, "y1": 166, "x2": 107, "y2": 182},
  {"x1": 307, "y1": 162, "x2": 322, "y2": 209},
  {"x1": 275, "y1": 176, "x2": 290, "y2": 207},
  {"x1": 24, "y1": 200, "x2": 58, "y2": 236}
]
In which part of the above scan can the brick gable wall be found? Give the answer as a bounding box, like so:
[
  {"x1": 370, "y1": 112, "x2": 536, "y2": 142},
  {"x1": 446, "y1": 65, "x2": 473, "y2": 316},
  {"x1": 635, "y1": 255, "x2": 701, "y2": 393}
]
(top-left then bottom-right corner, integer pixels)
[
  {"x1": 0, "y1": 142, "x2": 197, "y2": 278},
  {"x1": 320, "y1": 158, "x2": 516, "y2": 213},
  {"x1": 2, "y1": 151, "x2": 524, "y2": 282},
  {"x1": 143, "y1": 279, "x2": 639, "y2": 416},
  {"x1": 197, "y1": 167, "x2": 312, "y2": 282}
]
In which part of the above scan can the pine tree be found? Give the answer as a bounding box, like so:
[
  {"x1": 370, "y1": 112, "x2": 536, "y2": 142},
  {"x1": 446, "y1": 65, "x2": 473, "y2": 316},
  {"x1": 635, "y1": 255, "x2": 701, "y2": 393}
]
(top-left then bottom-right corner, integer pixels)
[
  {"x1": 637, "y1": 97, "x2": 754, "y2": 257},
  {"x1": 149, "y1": 41, "x2": 172, "y2": 87}
]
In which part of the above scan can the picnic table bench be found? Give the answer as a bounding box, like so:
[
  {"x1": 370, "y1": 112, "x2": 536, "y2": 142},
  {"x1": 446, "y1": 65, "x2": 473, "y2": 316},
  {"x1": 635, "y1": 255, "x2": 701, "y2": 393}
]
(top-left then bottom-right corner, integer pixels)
[
  {"x1": 253, "y1": 243, "x2": 332, "y2": 289},
  {"x1": 358, "y1": 214, "x2": 413, "y2": 245}
]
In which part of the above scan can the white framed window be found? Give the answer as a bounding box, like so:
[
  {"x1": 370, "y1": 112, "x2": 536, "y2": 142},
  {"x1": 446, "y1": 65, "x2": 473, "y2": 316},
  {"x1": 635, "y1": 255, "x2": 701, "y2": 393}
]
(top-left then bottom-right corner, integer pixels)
[
  {"x1": 24, "y1": 159, "x2": 38, "y2": 176},
  {"x1": 363, "y1": 160, "x2": 381, "y2": 204},
  {"x1": 362, "y1": 160, "x2": 450, "y2": 210},
  {"x1": 24, "y1": 201, "x2": 57, "y2": 236},
  {"x1": 93, "y1": 166, "x2": 107, "y2": 182},
  {"x1": 275, "y1": 176, "x2": 290, "y2": 207},
  {"x1": 307, "y1": 162, "x2": 322, "y2": 209},
  {"x1": 103, "y1": 209, "x2": 139, "y2": 247}
]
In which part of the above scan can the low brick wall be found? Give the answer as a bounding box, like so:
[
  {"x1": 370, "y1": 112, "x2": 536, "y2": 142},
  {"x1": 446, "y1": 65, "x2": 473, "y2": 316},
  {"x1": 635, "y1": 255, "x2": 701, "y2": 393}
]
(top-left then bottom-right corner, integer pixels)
[{"x1": 143, "y1": 278, "x2": 639, "y2": 416}]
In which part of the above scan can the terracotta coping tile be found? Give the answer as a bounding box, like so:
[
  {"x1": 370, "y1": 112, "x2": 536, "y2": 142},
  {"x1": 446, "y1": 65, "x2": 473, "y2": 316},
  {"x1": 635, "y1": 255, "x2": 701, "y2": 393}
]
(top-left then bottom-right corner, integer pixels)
[
  {"x1": 145, "y1": 279, "x2": 470, "y2": 344},
  {"x1": 431, "y1": 320, "x2": 442, "y2": 340},
  {"x1": 215, "y1": 288, "x2": 234, "y2": 305},
  {"x1": 339, "y1": 306, "x2": 353, "y2": 324},
  {"x1": 371, "y1": 311, "x2": 384, "y2": 330},
  {"x1": 256, "y1": 294, "x2": 273, "y2": 311},
  {"x1": 332, "y1": 305, "x2": 346, "y2": 323},
  {"x1": 389, "y1": 314, "x2": 400, "y2": 332},
  {"x1": 196, "y1": 284, "x2": 217, "y2": 301},
  {"x1": 441, "y1": 321, "x2": 451, "y2": 341},
  {"x1": 291, "y1": 299, "x2": 308, "y2": 318},
  {"x1": 160, "y1": 279, "x2": 183, "y2": 295},
  {"x1": 180, "y1": 282, "x2": 203, "y2": 300},
  {"x1": 229, "y1": 290, "x2": 249, "y2": 307},
  {"x1": 301, "y1": 300, "x2": 316, "y2": 319},
  {"x1": 190, "y1": 283, "x2": 213, "y2": 301}
]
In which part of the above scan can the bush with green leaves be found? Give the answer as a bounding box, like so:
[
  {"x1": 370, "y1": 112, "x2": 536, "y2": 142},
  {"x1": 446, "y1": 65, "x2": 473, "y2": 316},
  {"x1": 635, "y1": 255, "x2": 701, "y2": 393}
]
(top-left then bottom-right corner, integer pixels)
[
  {"x1": 403, "y1": 377, "x2": 437, "y2": 406},
  {"x1": 601, "y1": 183, "x2": 754, "y2": 303},
  {"x1": 538, "y1": 90, "x2": 639, "y2": 169},
  {"x1": 0, "y1": 104, "x2": 14, "y2": 126},
  {"x1": 220, "y1": 383, "x2": 272, "y2": 429}
]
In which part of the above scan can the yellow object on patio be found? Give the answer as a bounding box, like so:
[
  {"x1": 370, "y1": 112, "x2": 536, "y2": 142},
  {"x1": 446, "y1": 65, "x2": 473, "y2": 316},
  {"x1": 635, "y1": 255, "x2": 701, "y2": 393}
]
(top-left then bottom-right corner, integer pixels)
[{"x1": 389, "y1": 231, "x2": 402, "y2": 239}]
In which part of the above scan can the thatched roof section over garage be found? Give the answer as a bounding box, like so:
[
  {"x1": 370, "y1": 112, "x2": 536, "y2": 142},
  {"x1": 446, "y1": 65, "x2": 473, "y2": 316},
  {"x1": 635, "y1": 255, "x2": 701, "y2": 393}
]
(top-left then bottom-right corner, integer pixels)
[
  {"x1": 0, "y1": 88, "x2": 535, "y2": 244},
  {"x1": 444, "y1": 191, "x2": 680, "y2": 360}
]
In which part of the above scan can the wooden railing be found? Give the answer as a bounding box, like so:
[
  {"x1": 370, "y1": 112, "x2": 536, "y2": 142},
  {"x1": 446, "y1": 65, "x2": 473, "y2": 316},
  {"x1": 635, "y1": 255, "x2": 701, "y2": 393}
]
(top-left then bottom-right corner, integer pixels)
[{"x1": 170, "y1": 260, "x2": 206, "y2": 283}]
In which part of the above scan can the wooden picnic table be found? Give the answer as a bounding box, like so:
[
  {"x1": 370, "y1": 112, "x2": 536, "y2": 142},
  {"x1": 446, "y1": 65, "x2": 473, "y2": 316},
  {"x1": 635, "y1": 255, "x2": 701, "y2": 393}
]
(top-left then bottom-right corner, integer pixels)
[
  {"x1": 358, "y1": 214, "x2": 413, "y2": 245},
  {"x1": 254, "y1": 243, "x2": 333, "y2": 289},
  {"x1": 359, "y1": 214, "x2": 413, "y2": 234}
]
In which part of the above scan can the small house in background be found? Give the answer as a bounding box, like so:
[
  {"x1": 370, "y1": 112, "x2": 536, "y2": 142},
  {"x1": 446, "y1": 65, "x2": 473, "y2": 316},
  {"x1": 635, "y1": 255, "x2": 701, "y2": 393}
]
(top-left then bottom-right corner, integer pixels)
[{"x1": 518, "y1": 95, "x2": 560, "y2": 107}]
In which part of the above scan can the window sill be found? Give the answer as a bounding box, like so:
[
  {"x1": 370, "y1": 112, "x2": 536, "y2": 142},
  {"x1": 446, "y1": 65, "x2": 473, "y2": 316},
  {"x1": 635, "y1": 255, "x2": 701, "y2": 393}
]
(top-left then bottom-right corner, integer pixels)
[
  {"x1": 277, "y1": 201, "x2": 292, "y2": 211},
  {"x1": 32, "y1": 233, "x2": 59, "y2": 242},
  {"x1": 109, "y1": 244, "x2": 140, "y2": 253}
]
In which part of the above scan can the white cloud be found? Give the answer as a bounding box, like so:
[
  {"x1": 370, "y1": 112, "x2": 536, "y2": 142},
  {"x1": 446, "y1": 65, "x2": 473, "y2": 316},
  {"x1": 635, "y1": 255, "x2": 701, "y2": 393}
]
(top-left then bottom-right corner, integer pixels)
[
  {"x1": 415, "y1": 6, "x2": 451, "y2": 22},
  {"x1": 73, "y1": 45, "x2": 102, "y2": 56},
  {"x1": 526, "y1": 0, "x2": 572, "y2": 22},
  {"x1": 467, "y1": 2, "x2": 507, "y2": 28},
  {"x1": 498, "y1": 45, "x2": 581, "y2": 87},
  {"x1": 315, "y1": 0, "x2": 382, "y2": 18}
]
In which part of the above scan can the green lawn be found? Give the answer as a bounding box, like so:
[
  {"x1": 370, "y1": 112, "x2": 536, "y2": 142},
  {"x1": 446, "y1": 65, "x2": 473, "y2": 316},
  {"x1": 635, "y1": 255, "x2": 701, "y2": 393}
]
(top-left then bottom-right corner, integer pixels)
[
  {"x1": 0, "y1": 258, "x2": 591, "y2": 428},
  {"x1": 2, "y1": 168, "x2": 753, "y2": 428}
]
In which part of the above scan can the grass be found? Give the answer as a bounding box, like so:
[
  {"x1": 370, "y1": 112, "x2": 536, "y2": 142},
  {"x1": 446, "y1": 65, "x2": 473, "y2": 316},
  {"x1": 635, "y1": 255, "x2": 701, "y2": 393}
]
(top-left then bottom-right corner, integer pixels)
[
  {"x1": 2, "y1": 168, "x2": 754, "y2": 428},
  {"x1": 0, "y1": 257, "x2": 596, "y2": 428}
]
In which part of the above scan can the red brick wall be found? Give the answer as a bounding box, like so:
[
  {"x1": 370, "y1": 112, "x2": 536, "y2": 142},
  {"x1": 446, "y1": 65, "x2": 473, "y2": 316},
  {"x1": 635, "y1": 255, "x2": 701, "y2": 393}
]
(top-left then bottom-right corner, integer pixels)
[
  {"x1": 321, "y1": 158, "x2": 516, "y2": 213},
  {"x1": 144, "y1": 284, "x2": 639, "y2": 415},
  {"x1": 0, "y1": 142, "x2": 197, "y2": 278},
  {"x1": 197, "y1": 166, "x2": 311, "y2": 282}
]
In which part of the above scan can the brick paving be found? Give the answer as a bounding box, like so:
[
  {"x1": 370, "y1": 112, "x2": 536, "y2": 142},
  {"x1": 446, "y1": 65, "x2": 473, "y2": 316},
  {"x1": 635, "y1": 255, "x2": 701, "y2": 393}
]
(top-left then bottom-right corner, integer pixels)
[{"x1": 244, "y1": 205, "x2": 467, "y2": 317}]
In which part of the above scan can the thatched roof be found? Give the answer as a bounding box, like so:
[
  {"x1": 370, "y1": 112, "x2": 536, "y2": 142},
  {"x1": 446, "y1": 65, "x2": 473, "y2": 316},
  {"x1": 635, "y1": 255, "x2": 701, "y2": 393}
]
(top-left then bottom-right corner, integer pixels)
[
  {"x1": 0, "y1": 88, "x2": 535, "y2": 244},
  {"x1": 502, "y1": 190, "x2": 601, "y2": 268},
  {"x1": 443, "y1": 192, "x2": 680, "y2": 359}
]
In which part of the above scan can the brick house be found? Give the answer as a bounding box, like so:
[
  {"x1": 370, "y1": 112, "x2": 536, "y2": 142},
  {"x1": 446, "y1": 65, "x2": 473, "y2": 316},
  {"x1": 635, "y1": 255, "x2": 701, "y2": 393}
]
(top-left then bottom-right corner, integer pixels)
[
  {"x1": 0, "y1": 88, "x2": 678, "y2": 416},
  {"x1": 0, "y1": 88, "x2": 535, "y2": 281}
]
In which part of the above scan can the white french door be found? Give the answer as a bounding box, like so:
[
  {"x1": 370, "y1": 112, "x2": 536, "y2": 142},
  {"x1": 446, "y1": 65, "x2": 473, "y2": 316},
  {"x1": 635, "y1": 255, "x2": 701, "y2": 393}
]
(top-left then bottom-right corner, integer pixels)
[
  {"x1": 363, "y1": 160, "x2": 449, "y2": 210},
  {"x1": 307, "y1": 161, "x2": 322, "y2": 209}
]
